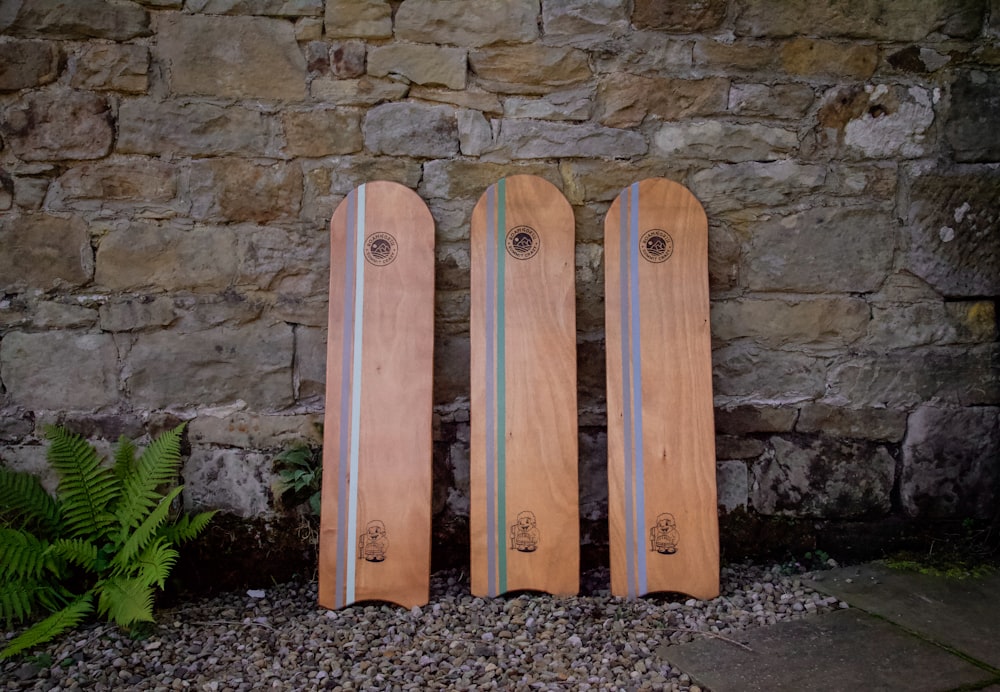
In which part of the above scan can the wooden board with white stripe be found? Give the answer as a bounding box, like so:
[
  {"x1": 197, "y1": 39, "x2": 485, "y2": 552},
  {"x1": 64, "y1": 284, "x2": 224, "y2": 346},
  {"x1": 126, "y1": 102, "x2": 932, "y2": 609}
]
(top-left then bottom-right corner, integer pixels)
[
  {"x1": 470, "y1": 175, "x2": 579, "y2": 597},
  {"x1": 605, "y1": 178, "x2": 719, "y2": 600},
  {"x1": 318, "y1": 181, "x2": 434, "y2": 610}
]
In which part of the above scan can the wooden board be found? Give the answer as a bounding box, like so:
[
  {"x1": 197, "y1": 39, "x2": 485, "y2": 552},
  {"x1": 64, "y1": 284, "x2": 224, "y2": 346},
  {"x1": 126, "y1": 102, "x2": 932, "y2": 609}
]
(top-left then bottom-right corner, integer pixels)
[
  {"x1": 318, "y1": 181, "x2": 434, "y2": 610},
  {"x1": 470, "y1": 175, "x2": 579, "y2": 597},
  {"x1": 605, "y1": 178, "x2": 719, "y2": 600}
]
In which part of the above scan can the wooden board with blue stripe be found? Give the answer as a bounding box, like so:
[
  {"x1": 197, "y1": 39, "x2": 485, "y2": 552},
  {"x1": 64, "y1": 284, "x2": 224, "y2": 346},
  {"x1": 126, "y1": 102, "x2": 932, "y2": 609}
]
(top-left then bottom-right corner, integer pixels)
[
  {"x1": 470, "y1": 175, "x2": 579, "y2": 597},
  {"x1": 605, "y1": 178, "x2": 719, "y2": 600},
  {"x1": 318, "y1": 181, "x2": 434, "y2": 610}
]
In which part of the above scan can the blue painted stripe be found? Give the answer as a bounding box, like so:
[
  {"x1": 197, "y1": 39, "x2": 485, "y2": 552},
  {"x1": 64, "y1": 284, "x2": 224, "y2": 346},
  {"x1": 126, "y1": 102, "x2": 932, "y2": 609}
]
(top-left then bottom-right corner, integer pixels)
[
  {"x1": 496, "y1": 178, "x2": 507, "y2": 596},
  {"x1": 619, "y1": 187, "x2": 636, "y2": 599},
  {"x1": 628, "y1": 183, "x2": 648, "y2": 596},
  {"x1": 335, "y1": 189, "x2": 358, "y2": 609},
  {"x1": 345, "y1": 183, "x2": 367, "y2": 603},
  {"x1": 485, "y1": 184, "x2": 497, "y2": 597}
]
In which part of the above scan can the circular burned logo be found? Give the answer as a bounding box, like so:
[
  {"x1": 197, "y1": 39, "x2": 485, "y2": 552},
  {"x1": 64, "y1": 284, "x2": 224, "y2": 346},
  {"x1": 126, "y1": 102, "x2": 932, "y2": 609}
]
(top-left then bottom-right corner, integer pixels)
[
  {"x1": 506, "y1": 226, "x2": 539, "y2": 260},
  {"x1": 640, "y1": 229, "x2": 673, "y2": 263},
  {"x1": 364, "y1": 232, "x2": 397, "y2": 266}
]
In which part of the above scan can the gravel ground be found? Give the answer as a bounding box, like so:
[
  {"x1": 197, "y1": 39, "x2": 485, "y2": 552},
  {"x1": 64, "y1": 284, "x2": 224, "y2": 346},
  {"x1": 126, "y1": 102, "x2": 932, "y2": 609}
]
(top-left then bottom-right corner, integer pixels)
[{"x1": 2, "y1": 563, "x2": 845, "y2": 691}]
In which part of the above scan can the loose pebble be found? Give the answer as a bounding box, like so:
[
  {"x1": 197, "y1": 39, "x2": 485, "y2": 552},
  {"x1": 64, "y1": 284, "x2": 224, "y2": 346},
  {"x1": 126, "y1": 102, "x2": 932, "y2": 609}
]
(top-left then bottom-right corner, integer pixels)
[{"x1": 1, "y1": 564, "x2": 840, "y2": 691}]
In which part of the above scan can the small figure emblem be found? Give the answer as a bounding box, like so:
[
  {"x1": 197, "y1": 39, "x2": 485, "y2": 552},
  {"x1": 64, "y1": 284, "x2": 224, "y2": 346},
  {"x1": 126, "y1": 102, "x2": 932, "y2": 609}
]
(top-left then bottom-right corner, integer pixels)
[
  {"x1": 649, "y1": 513, "x2": 679, "y2": 554},
  {"x1": 509, "y1": 510, "x2": 540, "y2": 552},
  {"x1": 364, "y1": 232, "x2": 398, "y2": 266},
  {"x1": 359, "y1": 519, "x2": 389, "y2": 562},
  {"x1": 640, "y1": 229, "x2": 673, "y2": 263},
  {"x1": 506, "y1": 226, "x2": 539, "y2": 260}
]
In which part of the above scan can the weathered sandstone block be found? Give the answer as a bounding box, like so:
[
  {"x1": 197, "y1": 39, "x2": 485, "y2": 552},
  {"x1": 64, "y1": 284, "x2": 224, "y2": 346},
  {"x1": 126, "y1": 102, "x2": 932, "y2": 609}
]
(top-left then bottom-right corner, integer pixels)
[
  {"x1": 189, "y1": 159, "x2": 302, "y2": 224},
  {"x1": 182, "y1": 448, "x2": 271, "y2": 517},
  {"x1": 901, "y1": 405, "x2": 999, "y2": 518},
  {"x1": 827, "y1": 344, "x2": 999, "y2": 408},
  {"x1": 0, "y1": 214, "x2": 93, "y2": 291},
  {"x1": 744, "y1": 207, "x2": 895, "y2": 293},
  {"x1": 99, "y1": 296, "x2": 177, "y2": 332},
  {"x1": 654, "y1": 121, "x2": 797, "y2": 162},
  {"x1": 324, "y1": 0, "x2": 392, "y2": 38},
  {"x1": 946, "y1": 70, "x2": 1000, "y2": 163},
  {"x1": 470, "y1": 45, "x2": 590, "y2": 94},
  {"x1": 2, "y1": 89, "x2": 113, "y2": 161},
  {"x1": 126, "y1": 322, "x2": 295, "y2": 409},
  {"x1": 49, "y1": 159, "x2": 177, "y2": 207},
  {"x1": 710, "y1": 296, "x2": 869, "y2": 349},
  {"x1": 117, "y1": 99, "x2": 276, "y2": 157},
  {"x1": 281, "y1": 108, "x2": 363, "y2": 157},
  {"x1": 493, "y1": 119, "x2": 647, "y2": 159},
  {"x1": 796, "y1": 404, "x2": 907, "y2": 442},
  {"x1": 0, "y1": 332, "x2": 118, "y2": 410},
  {"x1": 736, "y1": 0, "x2": 985, "y2": 41},
  {"x1": 712, "y1": 344, "x2": 827, "y2": 401},
  {"x1": 185, "y1": 0, "x2": 322, "y2": 15},
  {"x1": 363, "y1": 102, "x2": 459, "y2": 157},
  {"x1": 95, "y1": 223, "x2": 238, "y2": 292},
  {"x1": 309, "y1": 76, "x2": 409, "y2": 105},
  {"x1": 717, "y1": 460, "x2": 748, "y2": 511},
  {"x1": 70, "y1": 43, "x2": 149, "y2": 93},
  {"x1": 780, "y1": 38, "x2": 877, "y2": 79},
  {"x1": 503, "y1": 87, "x2": 593, "y2": 121},
  {"x1": 632, "y1": 0, "x2": 726, "y2": 31},
  {"x1": 368, "y1": 44, "x2": 467, "y2": 90},
  {"x1": 4, "y1": 0, "x2": 150, "y2": 40},
  {"x1": 542, "y1": 0, "x2": 629, "y2": 41},
  {"x1": 906, "y1": 170, "x2": 1000, "y2": 297},
  {"x1": 395, "y1": 0, "x2": 538, "y2": 46},
  {"x1": 188, "y1": 412, "x2": 322, "y2": 449},
  {"x1": 0, "y1": 39, "x2": 60, "y2": 90},
  {"x1": 596, "y1": 75, "x2": 728, "y2": 127},
  {"x1": 155, "y1": 14, "x2": 306, "y2": 100},
  {"x1": 751, "y1": 436, "x2": 894, "y2": 517}
]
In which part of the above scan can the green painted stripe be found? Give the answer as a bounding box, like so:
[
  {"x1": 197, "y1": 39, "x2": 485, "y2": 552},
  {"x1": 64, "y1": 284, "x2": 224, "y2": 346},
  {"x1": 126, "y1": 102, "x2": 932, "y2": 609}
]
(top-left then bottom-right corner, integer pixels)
[{"x1": 496, "y1": 178, "x2": 507, "y2": 594}]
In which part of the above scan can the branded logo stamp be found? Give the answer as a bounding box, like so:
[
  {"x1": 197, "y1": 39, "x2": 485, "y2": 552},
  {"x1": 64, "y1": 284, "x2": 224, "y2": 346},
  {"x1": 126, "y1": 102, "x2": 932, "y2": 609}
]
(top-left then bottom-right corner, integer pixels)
[
  {"x1": 364, "y1": 232, "x2": 398, "y2": 266},
  {"x1": 640, "y1": 229, "x2": 673, "y2": 263},
  {"x1": 506, "y1": 226, "x2": 540, "y2": 260}
]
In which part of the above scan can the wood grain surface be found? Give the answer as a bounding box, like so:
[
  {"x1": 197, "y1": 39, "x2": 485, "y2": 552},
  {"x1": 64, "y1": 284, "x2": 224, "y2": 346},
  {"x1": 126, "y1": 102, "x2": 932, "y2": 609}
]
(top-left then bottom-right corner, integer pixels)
[
  {"x1": 470, "y1": 175, "x2": 579, "y2": 597},
  {"x1": 605, "y1": 178, "x2": 719, "y2": 600},
  {"x1": 318, "y1": 181, "x2": 435, "y2": 609}
]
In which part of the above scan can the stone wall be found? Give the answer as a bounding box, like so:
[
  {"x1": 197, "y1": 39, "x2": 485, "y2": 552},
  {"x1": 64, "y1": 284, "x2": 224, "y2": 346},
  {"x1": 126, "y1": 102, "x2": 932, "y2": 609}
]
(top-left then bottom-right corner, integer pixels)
[{"x1": 1, "y1": 0, "x2": 997, "y2": 570}]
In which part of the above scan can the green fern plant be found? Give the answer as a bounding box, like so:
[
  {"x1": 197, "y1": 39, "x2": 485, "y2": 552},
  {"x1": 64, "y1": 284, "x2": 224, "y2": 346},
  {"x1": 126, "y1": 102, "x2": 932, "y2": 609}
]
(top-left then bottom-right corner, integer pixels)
[
  {"x1": 272, "y1": 444, "x2": 322, "y2": 516},
  {"x1": 0, "y1": 424, "x2": 216, "y2": 659}
]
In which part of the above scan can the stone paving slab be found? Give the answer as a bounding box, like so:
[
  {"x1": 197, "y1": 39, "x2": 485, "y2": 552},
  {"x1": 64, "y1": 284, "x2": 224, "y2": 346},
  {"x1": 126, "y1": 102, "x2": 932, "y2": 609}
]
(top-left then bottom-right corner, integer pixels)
[
  {"x1": 658, "y1": 608, "x2": 994, "y2": 692},
  {"x1": 805, "y1": 563, "x2": 1000, "y2": 669}
]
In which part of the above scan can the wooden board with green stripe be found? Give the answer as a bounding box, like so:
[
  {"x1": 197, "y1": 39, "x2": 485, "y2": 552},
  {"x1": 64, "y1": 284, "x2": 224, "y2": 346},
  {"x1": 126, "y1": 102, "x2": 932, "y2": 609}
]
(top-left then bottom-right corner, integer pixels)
[
  {"x1": 470, "y1": 175, "x2": 579, "y2": 597},
  {"x1": 605, "y1": 178, "x2": 719, "y2": 600},
  {"x1": 318, "y1": 181, "x2": 435, "y2": 610}
]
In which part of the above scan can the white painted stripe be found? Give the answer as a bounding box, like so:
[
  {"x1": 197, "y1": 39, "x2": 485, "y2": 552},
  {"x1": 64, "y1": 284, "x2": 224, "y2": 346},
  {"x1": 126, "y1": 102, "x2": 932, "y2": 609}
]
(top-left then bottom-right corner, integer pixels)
[{"x1": 345, "y1": 183, "x2": 367, "y2": 603}]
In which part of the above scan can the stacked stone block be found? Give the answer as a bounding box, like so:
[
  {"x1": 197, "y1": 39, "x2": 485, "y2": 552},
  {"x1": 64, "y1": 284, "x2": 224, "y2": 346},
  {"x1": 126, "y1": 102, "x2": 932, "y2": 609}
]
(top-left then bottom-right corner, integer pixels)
[{"x1": 0, "y1": 0, "x2": 997, "y2": 565}]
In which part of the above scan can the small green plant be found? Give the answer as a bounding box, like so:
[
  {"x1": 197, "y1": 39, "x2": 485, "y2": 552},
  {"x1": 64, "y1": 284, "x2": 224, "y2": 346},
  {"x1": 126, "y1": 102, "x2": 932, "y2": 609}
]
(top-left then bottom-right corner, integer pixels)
[
  {"x1": 0, "y1": 424, "x2": 216, "y2": 659},
  {"x1": 272, "y1": 444, "x2": 322, "y2": 516}
]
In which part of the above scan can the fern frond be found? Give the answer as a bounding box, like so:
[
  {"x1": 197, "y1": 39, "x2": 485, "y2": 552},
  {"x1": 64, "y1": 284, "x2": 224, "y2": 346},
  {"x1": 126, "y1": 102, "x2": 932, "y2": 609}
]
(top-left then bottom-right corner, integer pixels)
[
  {"x1": 0, "y1": 529, "x2": 57, "y2": 581},
  {"x1": 112, "y1": 435, "x2": 137, "y2": 483},
  {"x1": 131, "y1": 537, "x2": 178, "y2": 590},
  {"x1": 0, "y1": 468, "x2": 61, "y2": 534},
  {"x1": 52, "y1": 537, "x2": 100, "y2": 572},
  {"x1": 113, "y1": 425, "x2": 185, "y2": 532},
  {"x1": 96, "y1": 577, "x2": 154, "y2": 628},
  {"x1": 111, "y1": 486, "x2": 183, "y2": 571},
  {"x1": 158, "y1": 510, "x2": 217, "y2": 545},
  {"x1": 0, "y1": 594, "x2": 94, "y2": 660},
  {"x1": 45, "y1": 427, "x2": 118, "y2": 539},
  {"x1": 0, "y1": 581, "x2": 36, "y2": 628}
]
